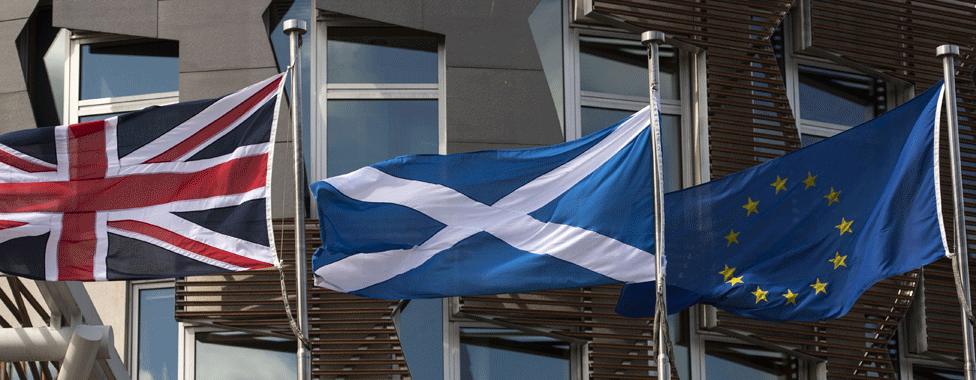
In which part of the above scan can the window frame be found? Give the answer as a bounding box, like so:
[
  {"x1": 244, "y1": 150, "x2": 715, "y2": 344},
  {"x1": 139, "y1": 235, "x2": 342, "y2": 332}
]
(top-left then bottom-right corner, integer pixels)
[
  {"x1": 564, "y1": 25, "x2": 704, "y2": 189},
  {"x1": 311, "y1": 20, "x2": 447, "y2": 182},
  {"x1": 445, "y1": 298, "x2": 589, "y2": 380},
  {"x1": 779, "y1": 15, "x2": 910, "y2": 142},
  {"x1": 126, "y1": 280, "x2": 176, "y2": 380},
  {"x1": 65, "y1": 33, "x2": 180, "y2": 124}
]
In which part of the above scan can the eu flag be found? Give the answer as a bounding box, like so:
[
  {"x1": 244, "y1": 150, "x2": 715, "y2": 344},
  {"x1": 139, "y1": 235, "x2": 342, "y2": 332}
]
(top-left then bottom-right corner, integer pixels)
[{"x1": 617, "y1": 83, "x2": 948, "y2": 321}]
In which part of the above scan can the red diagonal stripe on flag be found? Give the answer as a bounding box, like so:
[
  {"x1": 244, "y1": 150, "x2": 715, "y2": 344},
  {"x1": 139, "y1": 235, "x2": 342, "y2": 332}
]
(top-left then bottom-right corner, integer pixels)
[
  {"x1": 107, "y1": 219, "x2": 272, "y2": 270},
  {"x1": 0, "y1": 147, "x2": 55, "y2": 173},
  {"x1": 0, "y1": 220, "x2": 27, "y2": 230},
  {"x1": 145, "y1": 76, "x2": 282, "y2": 163}
]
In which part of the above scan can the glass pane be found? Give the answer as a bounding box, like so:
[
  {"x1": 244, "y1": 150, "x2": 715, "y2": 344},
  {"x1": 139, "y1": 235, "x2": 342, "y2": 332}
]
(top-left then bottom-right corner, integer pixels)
[
  {"x1": 328, "y1": 31, "x2": 438, "y2": 83},
  {"x1": 914, "y1": 366, "x2": 964, "y2": 380},
  {"x1": 137, "y1": 287, "x2": 178, "y2": 380},
  {"x1": 194, "y1": 331, "x2": 296, "y2": 380},
  {"x1": 669, "y1": 313, "x2": 691, "y2": 380},
  {"x1": 579, "y1": 36, "x2": 679, "y2": 100},
  {"x1": 81, "y1": 40, "x2": 178, "y2": 100},
  {"x1": 705, "y1": 341, "x2": 799, "y2": 380},
  {"x1": 800, "y1": 133, "x2": 825, "y2": 147},
  {"x1": 460, "y1": 327, "x2": 570, "y2": 380},
  {"x1": 581, "y1": 107, "x2": 681, "y2": 191},
  {"x1": 798, "y1": 64, "x2": 885, "y2": 126},
  {"x1": 529, "y1": 0, "x2": 564, "y2": 126},
  {"x1": 326, "y1": 100, "x2": 438, "y2": 176},
  {"x1": 79, "y1": 112, "x2": 127, "y2": 122},
  {"x1": 398, "y1": 299, "x2": 444, "y2": 379}
]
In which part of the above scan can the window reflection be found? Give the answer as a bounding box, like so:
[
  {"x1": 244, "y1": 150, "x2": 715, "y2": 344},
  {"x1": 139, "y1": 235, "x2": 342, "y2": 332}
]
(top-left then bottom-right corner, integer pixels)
[
  {"x1": 580, "y1": 107, "x2": 681, "y2": 191},
  {"x1": 137, "y1": 287, "x2": 178, "y2": 380},
  {"x1": 459, "y1": 327, "x2": 570, "y2": 380},
  {"x1": 705, "y1": 341, "x2": 799, "y2": 380},
  {"x1": 797, "y1": 64, "x2": 885, "y2": 127},
  {"x1": 579, "y1": 36, "x2": 679, "y2": 100},
  {"x1": 80, "y1": 40, "x2": 178, "y2": 100},
  {"x1": 194, "y1": 331, "x2": 296, "y2": 380},
  {"x1": 397, "y1": 299, "x2": 444, "y2": 379},
  {"x1": 79, "y1": 112, "x2": 126, "y2": 122},
  {"x1": 914, "y1": 366, "x2": 965, "y2": 380},
  {"x1": 327, "y1": 30, "x2": 438, "y2": 84},
  {"x1": 326, "y1": 100, "x2": 438, "y2": 176}
]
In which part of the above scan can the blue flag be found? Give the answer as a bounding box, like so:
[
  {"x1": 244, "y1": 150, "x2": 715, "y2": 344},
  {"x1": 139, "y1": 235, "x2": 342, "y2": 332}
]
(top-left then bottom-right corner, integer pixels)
[
  {"x1": 617, "y1": 83, "x2": 948, "y2": 321},
  {"x1": 311, "y1": 106, "x2": 657, "y2": 298}
]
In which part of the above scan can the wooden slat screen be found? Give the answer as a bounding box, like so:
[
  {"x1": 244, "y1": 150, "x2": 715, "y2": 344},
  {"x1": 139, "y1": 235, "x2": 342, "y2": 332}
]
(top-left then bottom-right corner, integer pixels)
[
  {"x1": 801, "y1": 0, "x2": 976, "y2": 365},
  {"x1": 175, "y1": 221, "x2": 410, "y2": 379},
  {"x1": 585, "y1": 0, "x2": 973, "y2": 378}
]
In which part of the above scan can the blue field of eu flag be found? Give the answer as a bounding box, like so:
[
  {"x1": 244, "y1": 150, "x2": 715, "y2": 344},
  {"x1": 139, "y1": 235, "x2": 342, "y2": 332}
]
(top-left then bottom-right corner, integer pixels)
[{"x1": 617, "y1": 83, "x2": 949, "y2": 321}]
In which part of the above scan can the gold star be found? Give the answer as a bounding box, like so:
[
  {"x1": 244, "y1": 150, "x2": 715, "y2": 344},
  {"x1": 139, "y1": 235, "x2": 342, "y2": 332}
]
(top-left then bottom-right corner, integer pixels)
[
  {"x1": 727, "y1": 275, "x2": 744, "y2": 287},
  {"x1": 803, "y1": 172, "x2": 817, "y2": 189},
  {"x1": 835, "y1": 217, "x2": 854, "y2": 236},
  {"x1": 829, "y1": 251, "x2": 848, "y2": 270},
  {"x1": 724, "y1": 229, "x2": 740, "y2": 246},
  {"x1": 782, "y1": 289, "x2": 798, "y2": 305},
  {"x1": 810, "y1": 278, "x2": 828, "y2": 295},
  {"x1": 741, "y1": 197, "x2": 760, "y2": 216},
  {"x1": 752, "y1": 286, "x2": 769, "y2": 303},
  {"x1": 824, "y1": 187, "x2": 841, "y2": 206},
  {"x1": 719, "y1": 265, "x2": 736, "y2": 281},
  {"x1": 771, "y1": 176, "x2": 788, "y2": 194}
]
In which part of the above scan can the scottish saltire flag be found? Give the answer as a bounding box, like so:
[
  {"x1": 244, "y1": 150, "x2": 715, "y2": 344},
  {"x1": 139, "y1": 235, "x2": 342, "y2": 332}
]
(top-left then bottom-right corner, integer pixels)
[
  {"x1": 617, "y1": 83, "x2": 948, "y2": 321},
  {"x1": 0, "y1": 74, "x2": 285, "y2": 281},
  {"x1": 312, "y1": 107, "x2": 657, "y2": 297}
]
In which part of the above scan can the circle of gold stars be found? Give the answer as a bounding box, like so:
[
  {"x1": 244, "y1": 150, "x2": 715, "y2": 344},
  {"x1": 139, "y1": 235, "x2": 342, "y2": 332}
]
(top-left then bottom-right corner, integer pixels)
[{"x1": 716, "y1": 170, "x2": 855, "y2": 309}]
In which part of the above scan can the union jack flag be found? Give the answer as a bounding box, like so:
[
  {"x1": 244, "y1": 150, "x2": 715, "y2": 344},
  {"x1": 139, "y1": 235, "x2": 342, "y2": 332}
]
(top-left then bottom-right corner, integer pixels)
[{"x1": 0, "y1": 74, "x2": 285, "y2": 281}]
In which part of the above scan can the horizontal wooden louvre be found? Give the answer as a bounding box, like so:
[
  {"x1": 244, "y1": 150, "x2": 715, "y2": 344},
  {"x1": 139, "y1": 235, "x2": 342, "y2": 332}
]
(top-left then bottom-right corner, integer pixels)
[
  {"x1": 459, "y1": 287, "x2": 659, "y2": 379},
  {"x1": 585, "y1": 0, "x2": 973, "y2": 378},
  {"x1": 175, "y1": 221, "x2": 409, "y2": 378}
]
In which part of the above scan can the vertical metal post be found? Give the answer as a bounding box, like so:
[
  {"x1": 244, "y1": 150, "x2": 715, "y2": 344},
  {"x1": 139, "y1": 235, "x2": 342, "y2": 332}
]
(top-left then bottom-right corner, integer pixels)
[
  {"x1": 642, "y1": 30, "x2": 670, "y2": 380},
  {"x1": 939, "y1": 44, "x2": 976, "y2": 380},
  {"x1": 284, "y1": 18, "x2": 311, "y2": 380}
]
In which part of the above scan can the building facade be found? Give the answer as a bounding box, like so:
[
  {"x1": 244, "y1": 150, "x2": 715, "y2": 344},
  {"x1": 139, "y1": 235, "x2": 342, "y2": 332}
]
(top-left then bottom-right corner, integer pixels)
[{"x1": 0, "y1": 0, "x2": 975, "y2": 379}]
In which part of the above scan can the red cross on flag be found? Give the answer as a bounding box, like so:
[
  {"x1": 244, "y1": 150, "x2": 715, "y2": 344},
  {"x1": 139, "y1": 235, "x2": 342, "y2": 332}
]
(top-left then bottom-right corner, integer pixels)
[{"x1": 0, "y1": 74, "x2": 285, "y2": 281}]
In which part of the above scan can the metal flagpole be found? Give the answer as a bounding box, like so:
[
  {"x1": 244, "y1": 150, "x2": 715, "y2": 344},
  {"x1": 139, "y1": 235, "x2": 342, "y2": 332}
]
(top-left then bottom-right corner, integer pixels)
[
  {"x1": 284, "y1": 19, "x2": 311, "y2": 380},
  {"x1": 642, "y1": 30, "x2": 670, "y2": 380},
  {"x1": 938, "y1": 43, "x2": 976, "y2": 380}
]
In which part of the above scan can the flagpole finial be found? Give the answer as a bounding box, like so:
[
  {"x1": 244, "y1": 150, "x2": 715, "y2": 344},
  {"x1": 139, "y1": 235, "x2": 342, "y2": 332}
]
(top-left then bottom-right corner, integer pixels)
[
  {"x1": 283, "y1": 19, "x2": 307, "y2": 35},
  {"x1": 641, "y1": 31, "x2": 666, "y2": 46},
  {"x1": 937, "y1": 44, "x2": 960, "y2": 58}
]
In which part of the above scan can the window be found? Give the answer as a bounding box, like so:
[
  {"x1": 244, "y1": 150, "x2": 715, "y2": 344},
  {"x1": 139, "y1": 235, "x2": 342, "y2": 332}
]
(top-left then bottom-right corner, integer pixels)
[
  {"x1": 459, "y1": 327, "x2": 573, "y2": 380},
  {"x1": 181, "y1": 328, "x2": 296, "y2": 380},
  {"x1": 313, "y1": 17, "x2": 445, "y2": 179},
  {"x1": 704, "y1": 341, "x2": 800, "y2": 379},
  {"x1": 569, "y1": 30, "x2": 694, "y2": 192},
  {"x1": 128, "y1": 282, "x2": 178, "y2": 380},
  {"x1": 776, "y1": 18, "x2": 898, "y2": 146},
  {"x1": 67, "y1": 34, "x2": 179, "y2": 124},
  {"x1": 397, "y1": 299, "x2": 446, "y2": 380}
]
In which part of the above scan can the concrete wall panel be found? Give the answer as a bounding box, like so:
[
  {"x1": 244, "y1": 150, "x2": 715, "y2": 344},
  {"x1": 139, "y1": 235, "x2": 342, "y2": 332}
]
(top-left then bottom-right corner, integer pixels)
[
  {"x1": 158, "y1": 0, "x2": 277, "y2": 74},
  {"x1": 446, "y1": 67, "x2": 562, "y2": 146},
  {"x1": 53, "y1": 0, "x2": 157, "y2": 38}
]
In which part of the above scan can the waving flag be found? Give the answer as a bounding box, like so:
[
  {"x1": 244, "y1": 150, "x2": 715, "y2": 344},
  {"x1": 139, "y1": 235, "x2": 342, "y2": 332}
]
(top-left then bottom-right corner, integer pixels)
[
  {"x1": 312, "y1": 106, "x2": 656, "y2": 298},
  {"x1": 0, "y1": 74, "x2": 284, "y2": 281},
  {"x1": 617, "y1": 83, "x2": 948, "y2": 321}
]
